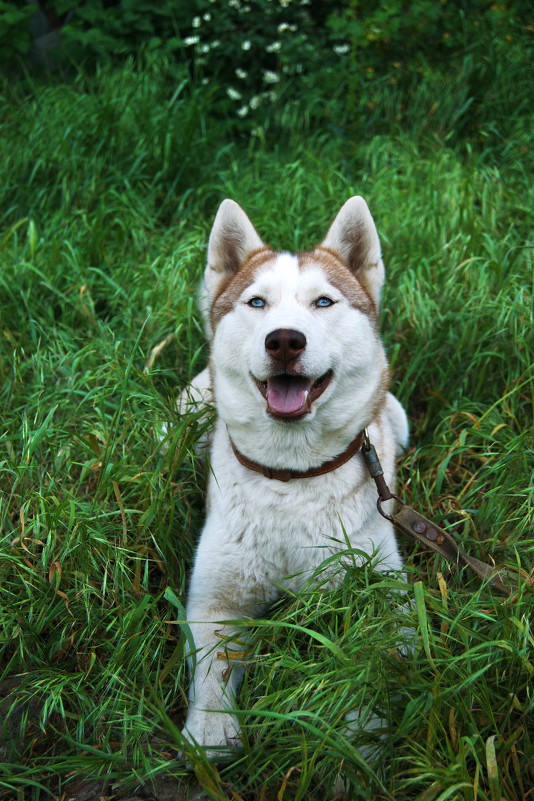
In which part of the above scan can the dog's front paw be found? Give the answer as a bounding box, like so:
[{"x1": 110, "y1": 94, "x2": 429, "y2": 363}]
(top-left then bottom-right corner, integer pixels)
[{"x1": 181, "y1": 707, "x2": 242, "y2": 760}]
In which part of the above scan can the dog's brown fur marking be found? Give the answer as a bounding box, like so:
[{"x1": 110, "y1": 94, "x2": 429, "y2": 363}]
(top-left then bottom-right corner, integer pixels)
[
  {"x1": 298, "y1": 248, "x2": 378, "y2": 323},
  {"x1": 210, "y1": 247, "x2": 277, "y2": 330}
]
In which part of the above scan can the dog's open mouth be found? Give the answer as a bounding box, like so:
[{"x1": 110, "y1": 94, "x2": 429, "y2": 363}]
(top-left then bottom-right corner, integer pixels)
[{"x1": 254, "y1": 370, "x2": 333, "y2": 420}]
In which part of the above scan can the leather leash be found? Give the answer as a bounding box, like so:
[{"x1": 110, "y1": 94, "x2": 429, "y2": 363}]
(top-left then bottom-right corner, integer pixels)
[
  {"x1": 361, "y1": 430, "x2": 514, "y2": 597},
  {"x1": 229, "y1": 428, "x2": 517, "y2": 597}
]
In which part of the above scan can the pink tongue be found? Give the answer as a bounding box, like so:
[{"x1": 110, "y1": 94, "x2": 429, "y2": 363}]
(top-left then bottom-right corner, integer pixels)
[{"x1": 267, "y1": 375, "x2": 312, "y2": 414}]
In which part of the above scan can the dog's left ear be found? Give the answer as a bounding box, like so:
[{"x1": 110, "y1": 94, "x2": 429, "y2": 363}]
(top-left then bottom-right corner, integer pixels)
[{"x1": 320, "y1": 196, "x2": 385, "y2": 307}]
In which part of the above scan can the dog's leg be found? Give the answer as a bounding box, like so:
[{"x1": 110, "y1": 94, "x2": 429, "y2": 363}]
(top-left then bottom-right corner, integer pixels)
[
  {"x1": 181, "y1": 533, "x2": 273, "y2": 758},
  {"x1": 181, "y1": 608, "x2": 246, "y2": 757}
]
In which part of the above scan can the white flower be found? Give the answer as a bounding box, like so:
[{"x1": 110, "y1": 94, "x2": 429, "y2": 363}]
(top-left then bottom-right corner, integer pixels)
[
  {"x1": 199, "y1": 44, "x2": 210, "y2": 54},
  {"x1": 183, "y1": 36, "x2": 199, "y2": 46},
  {"x1": 192, "y1": 16, "x2": 201, "y2": 27},
  {"x1": 242, "y1": 40, "x2": 251, "y2": 50},
  {"x1": 266, "y1": 41, "x2": 281, "y2": 52},
  {"x1": 263, "y1": 70, "x2": 280, "y2": 83},
  {"x1": 229, "y1": 0, "x2": 240, "y2": 7},
  {"x1": 211, "y1": 40, "x2": 220, "y2": 47},
  {"x1": 227, "y1": 87, "x2": 242, "y2": 100},
  {"x1": 250, "y1": 95, "x2": 261, "y2": 108},
  {"x1": 237, "y1": 105, "x2": 249, "y2": 117},
  {"x1": 334, "y1": 43, "x2": 350, "y2": 55},
  {"x1": 278, "y1": 23, "x2": 289, "y2": 33},
  {"x1": 235, "y1": 68, "x2": 248, "y2": 78},
  {"x1": 203, "y1": 13, "x2": 212, "y2": 21}
]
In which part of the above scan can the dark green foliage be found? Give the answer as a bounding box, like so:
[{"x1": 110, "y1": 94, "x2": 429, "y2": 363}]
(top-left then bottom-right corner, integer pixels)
[
  {"x1": 52, "y1": 0, "x2": 188, "y2": 59},
  {"x1": 2, "y1": 1, "x2": 532, "y2": 141},
  {"x1": 0, "y1": 0, "x2": 33, "y2": 67},
  {"x1": 326, "y1": 0, "x2": 527, "y2": 73},
  {"x1": 325, "y1": 0, "x2": 533, "y2": 140}
]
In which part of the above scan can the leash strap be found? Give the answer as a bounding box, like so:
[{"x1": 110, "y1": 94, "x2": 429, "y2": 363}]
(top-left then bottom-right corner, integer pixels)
[{"x1": 362, "y1": 436, "x2": 513, "y2": 597}]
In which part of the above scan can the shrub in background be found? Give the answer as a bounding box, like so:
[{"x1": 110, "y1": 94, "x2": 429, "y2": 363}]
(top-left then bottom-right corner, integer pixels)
[
  {"x1": 325, "y1": 0, "x2": 531, "y2": 127},
  {"x1": 0, "y1": 0, "x2": 33, "y2": 68},
  {"x1": 51, "y1": 0, "x2": 187, "y2": 59},
  {"x1": 8, "y1": 0, "x2": 338, "y2": 122},
  {"x1": 171, "y1": 0, "x2": 332, "y2": 123},
  {"x1": 326, "y1": 0, "x2": 526, "y2": 75},
  {"x1": 1, "y1": 0, "x2": 532, "y2": 140}
]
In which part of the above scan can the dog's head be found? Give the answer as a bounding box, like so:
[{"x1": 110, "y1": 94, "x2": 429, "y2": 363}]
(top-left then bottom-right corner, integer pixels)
[{"x1": 203, "y1": 198, "x2": 389, "y2": 434}]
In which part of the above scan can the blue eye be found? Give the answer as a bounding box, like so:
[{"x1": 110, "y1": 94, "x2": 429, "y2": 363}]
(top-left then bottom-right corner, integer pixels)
[
  {"x1": 316, "y1": 297, "x2": 334, "y2": 307},
  {"x1": 248, "y1": 297, "x2": 265, "y2": 308}
]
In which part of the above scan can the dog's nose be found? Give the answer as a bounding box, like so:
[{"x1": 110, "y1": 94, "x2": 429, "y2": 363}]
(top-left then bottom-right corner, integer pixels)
[{"x1": 265, "y1": 328, "x2": 306, "y2": 363}]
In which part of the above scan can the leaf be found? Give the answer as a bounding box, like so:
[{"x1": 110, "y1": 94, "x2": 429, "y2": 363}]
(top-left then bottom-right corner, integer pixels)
[
  {"x1": 414, "y1": 581, "x2": 435, "y2": 669},
  {"x1": 164, "y1": 587, "x2": 197, "y2": 668},
  {"x1": 486, "y1": 735, "x2": 500, "y2": 801}
]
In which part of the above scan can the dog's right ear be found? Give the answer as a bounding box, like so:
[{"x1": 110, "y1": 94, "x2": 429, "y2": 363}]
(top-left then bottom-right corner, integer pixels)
[{"x1": 205, "y1": 199, "x2": 264, "y2": 298}]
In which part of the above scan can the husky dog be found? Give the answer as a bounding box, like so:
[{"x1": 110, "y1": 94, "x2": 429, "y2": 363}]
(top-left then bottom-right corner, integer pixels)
[{"x1": 180, "y1": 197, "x2": 409, "y2": 755}]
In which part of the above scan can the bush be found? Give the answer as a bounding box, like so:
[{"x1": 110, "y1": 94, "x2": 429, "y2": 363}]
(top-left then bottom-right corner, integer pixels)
[
  {"x1": 52, "y1": 0, "x2": 187, "y2": 59},
  {"x1": 0, "y1": 0, "x2": 33, "y2": 68},
  {"x1": 2, "y1": 1, "x2": 532, "y2": 139},
  {"x1": 169, "y1": 0, "x2": 330, "y2": 122}
]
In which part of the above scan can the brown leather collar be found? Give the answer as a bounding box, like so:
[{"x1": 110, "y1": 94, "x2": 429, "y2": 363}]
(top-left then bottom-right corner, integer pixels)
[{"x1": 229, "y1": 429, "x2": 366, "y2": 482}]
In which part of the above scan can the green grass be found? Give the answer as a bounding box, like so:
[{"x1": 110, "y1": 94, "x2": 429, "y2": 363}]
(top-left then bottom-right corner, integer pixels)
[{"x1": 0, "y1": 53, "x2": 533, "y2": 800}]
